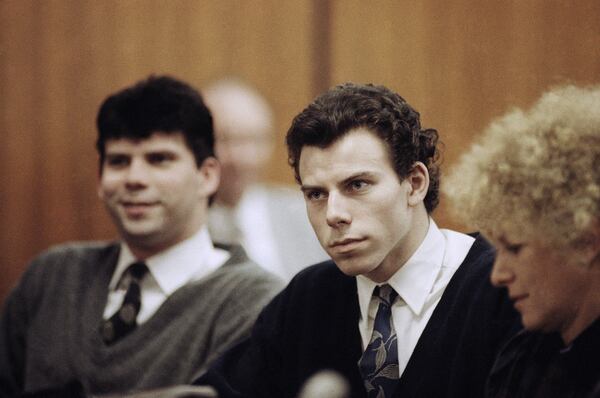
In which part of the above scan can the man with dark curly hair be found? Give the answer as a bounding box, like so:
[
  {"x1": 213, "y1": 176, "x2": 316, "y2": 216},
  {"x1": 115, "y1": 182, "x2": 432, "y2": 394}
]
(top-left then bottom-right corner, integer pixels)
[{"x1": 196, "y1": 83, "x2": 521, "y2": 398}]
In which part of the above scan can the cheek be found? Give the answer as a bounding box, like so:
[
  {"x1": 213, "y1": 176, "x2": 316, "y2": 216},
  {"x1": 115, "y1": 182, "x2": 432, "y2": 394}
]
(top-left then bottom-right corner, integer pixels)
[
  {"x1": 541, "y1": 272, "x2": 577, "y2": 304},
  {"x1": 374, "y1": 199, "x2": 408, "y2": 235},
  {"x1": 162, "y1": 169, "x2": 197, "y2": 188},
  {"x1": 98, "y1": 177, "x2": 119, "y2": 199},
  {"x1": 165, "y1": 173, "x2": 204, "y2": 203},
  {"x1": 306, "y1": 206, "x2": 326, "y2": 238}
]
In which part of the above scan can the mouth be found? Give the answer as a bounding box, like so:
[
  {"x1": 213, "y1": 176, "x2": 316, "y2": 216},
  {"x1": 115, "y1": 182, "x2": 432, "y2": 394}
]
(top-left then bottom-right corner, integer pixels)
[
  {"x1": 510, "y1": 294, "x2": 528, "y2": 306},
  {"x1": 120, "y1": 201, "x2": 158, "y2": 216},
  {"x1": 328, "y1": 238, "x2": 366, "y2": 254}
]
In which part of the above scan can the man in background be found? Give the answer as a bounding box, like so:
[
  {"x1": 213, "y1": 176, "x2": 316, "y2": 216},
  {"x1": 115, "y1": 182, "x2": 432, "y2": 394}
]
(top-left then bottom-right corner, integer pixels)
[
  {"x1": 0, "y1": 75, "x2": 283, "y2": 396},
  {"x1": 203, "y1": 79, "x2": 327, "y2": 280}
]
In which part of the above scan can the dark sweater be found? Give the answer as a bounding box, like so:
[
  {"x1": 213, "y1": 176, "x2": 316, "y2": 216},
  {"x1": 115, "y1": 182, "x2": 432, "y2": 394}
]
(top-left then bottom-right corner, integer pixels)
[
  {"x1": 0, "y1": 241, "x2": 283, "y2": 396},
  {"x1": 196, "y1": 234, "x2": 521, "y2": 398},
  {"x1": 486, "y1": 318, "x2": 600, "y2": 398}
]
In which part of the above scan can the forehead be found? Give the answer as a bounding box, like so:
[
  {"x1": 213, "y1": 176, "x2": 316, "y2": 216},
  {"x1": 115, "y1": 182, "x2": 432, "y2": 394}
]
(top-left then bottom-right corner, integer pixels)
[
  {"x1": 104, "y1": 131, "x2": 189, "y2": 153},
  {"x1": 298, "y1": 128, "x2": 395, "y2": 184},
  {"x1": 209, "y1": 98, "x2": 271, "y2": 141}
]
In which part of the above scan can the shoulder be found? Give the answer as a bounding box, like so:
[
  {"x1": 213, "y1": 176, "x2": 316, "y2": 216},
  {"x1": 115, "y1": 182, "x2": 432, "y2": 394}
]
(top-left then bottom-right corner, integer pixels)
[
  {"x1": 449, "y1": 232, "x2": 496, "y2": 285},
  {"x1": 291, "y1": 260, "x2": 350, "y2": 286},
  {"x1": 464, "y1": 232, "x2": 496, "y2": 265},
  {"x1": 493, "y1": 329, "x2": 541, "y2": 368},
  {"x1": 486, "y1": 330, "x2": 544, "y2": 396},
  {"x1": 440, "y1": 231, "x2": 518, "y2": 320},
  {"x1": 207, "y1": 243, "x2": 286, "y2": 304},
  {"x1": 8, "y1": 241, "x2": 119, "y2": 311},
  {"x1": 275, "y1": 260, "x2": 356, "y2": 307},
  {"x1": 217, "y1": 243, "x2": 284, "y2": 284},
  {"x1": 246, "y1": 260, "x2": 349, "y2": 311},
  {"x1": 252, "y1": 260, "x2": 357, "y2": 335},
  {"x1": 25, "y1": 240, "x2": 118, "y2": 276},
  {"x1": 442, "y1": 232, "x2": 521, "y2": 336},
  {"x1": 34, "y1": 240, "x2": 118, "y2": 263}
]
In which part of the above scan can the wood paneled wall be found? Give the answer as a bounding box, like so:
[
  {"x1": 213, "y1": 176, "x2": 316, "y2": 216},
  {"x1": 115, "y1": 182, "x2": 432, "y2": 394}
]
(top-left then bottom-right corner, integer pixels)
[
  {"x1": 328, "y1": 0, "x2": 600, "y2": 231},
  {"x1": 1, "y1": 0, "x2": 598, "y2": 303}
]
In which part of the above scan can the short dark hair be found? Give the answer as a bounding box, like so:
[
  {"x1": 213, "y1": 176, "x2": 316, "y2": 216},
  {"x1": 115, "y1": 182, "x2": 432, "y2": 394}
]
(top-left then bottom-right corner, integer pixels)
[
  {"x1": 286, "y1": 82, "x2": 441, "y2": 213},
  {"x1": 96, "y1": 75, "x2": 214, "y2": 167}
]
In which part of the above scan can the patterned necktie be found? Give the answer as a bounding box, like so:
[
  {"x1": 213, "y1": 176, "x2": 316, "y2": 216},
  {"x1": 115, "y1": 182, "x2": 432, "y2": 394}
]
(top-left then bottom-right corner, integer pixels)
[
  {"x1": 101, "y1": 261, "x2": 148, "y2": 345},
  {"x1": 358, "y1": 284, "x2": 400, "y2": 398}
]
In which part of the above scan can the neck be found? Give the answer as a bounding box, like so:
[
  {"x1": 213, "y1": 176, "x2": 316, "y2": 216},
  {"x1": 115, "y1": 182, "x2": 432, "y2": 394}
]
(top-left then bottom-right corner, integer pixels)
[
  {"x1": 125, "y1": 221, "x2": 205, "y2": 261},
  {"x1": 128, "y1": 245, "x2": 162, "y2": 261},
  {"x1": 367, "y1": 208, "x2": 430, "y2": 283},
  {"x1": 560, "y1": 272, "x2": 600, "y2": 345}
]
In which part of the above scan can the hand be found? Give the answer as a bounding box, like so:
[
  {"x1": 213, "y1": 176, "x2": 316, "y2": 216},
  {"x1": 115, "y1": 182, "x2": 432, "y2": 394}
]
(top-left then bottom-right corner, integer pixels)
[{"x1": 96, "y1": 385, "x2": 218, "y2": 398}]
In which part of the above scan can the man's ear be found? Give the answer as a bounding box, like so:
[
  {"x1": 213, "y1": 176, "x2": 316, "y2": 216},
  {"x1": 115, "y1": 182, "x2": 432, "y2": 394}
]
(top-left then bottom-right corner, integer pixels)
[
  {"x1": 197, "y1": 156, "x2": 221, "y2": 198},
  {"x1": 406, "y1": 161, "x2": 429, "y2": 207}
]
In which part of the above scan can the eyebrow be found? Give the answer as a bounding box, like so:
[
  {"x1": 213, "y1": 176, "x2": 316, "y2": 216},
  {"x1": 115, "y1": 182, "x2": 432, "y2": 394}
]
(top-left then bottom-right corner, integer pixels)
[
  {"x1": 104, "y1": 151, "x2": 130, "y2": 157},
  {"x1": 300, "y1": 184, "x2": 320, "y2": 193},
  {"x1": 300, "y1": 171, "x2": 376, "y2": 192},
  {"x1": 340, "y1": 171, "x2": 375, "y2": 184},
  {"x1": 105, "y1": 148, "x2": 178, "y2": 155}
]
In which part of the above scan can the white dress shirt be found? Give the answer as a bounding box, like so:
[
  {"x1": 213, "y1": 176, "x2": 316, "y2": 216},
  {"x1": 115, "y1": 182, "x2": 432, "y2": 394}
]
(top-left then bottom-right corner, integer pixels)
[
  {"x1": 356, "y1": 219, "x2": 475, "y2": 377},
  {"x1": 234, "y1": 186, "x2": 283, "y2": 277},
  {"x1": 103, "y1": 226, "x2": 230, "y2": 324}
]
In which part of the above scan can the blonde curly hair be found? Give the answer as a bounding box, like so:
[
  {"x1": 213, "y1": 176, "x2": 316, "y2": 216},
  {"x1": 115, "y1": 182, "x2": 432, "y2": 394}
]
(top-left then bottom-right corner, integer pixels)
[{"x1": 444, "y1": 85, "x2": 600, "y2": 249}]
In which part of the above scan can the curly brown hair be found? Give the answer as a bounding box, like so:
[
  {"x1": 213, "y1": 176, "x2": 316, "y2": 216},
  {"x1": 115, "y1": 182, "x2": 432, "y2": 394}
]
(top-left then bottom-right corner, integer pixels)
[{"x1": 286, "y1": 82, "x2": 441, "y2": 213}]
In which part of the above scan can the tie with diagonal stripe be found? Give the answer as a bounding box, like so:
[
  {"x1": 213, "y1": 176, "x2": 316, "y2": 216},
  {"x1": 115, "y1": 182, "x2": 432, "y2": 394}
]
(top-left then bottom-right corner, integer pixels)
[
  {"x1": 101, "y1": 261, "x2": 148, "y2": 345},
  {"x1": 358, "y1": 284, "x2": 400, "y2": 398}
]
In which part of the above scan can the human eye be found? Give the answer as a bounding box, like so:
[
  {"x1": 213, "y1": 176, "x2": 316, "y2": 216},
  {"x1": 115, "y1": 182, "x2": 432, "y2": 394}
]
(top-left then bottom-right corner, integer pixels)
[
  {"x1": 347, "y1": 179, "x2": 369, "y2": 192},
  {"x1": 105, "y1": 154, "x2": 130, "y2": 168},
  {"x1": 505, "y1": 243, "x2": 523, "y2": 255},
  {"x1": 498, "y1": 236, "x2": 524, "y2": 255},
  {"x1": 147, "y1": 152, "x2": 176, "y2": 165},
  {"x1": 304, "y1": 189, "x2": 327, "y2": 202}
]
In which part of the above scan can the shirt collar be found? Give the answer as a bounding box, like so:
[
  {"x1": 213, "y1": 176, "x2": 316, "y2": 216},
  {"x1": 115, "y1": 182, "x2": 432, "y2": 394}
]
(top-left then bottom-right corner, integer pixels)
[
  {"x1": 109, "y1": 227, "x2": 229, "y2": 294},
  {"x1": 357, "y1": 218, "x2": 445, "y2": 317}
]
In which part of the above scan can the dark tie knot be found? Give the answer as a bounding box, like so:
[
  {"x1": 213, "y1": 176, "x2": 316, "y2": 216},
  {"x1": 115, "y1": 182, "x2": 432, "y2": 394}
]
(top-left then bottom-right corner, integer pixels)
[
  {"x1": 101, "y1": 261, "x2": 148, "y2": 345},
  {"x1": 374, "y1": 284, "x2": 398, "y2": 306},
  {"x1": 127, "y1": 261, "x2": 148, "y2": 280}
]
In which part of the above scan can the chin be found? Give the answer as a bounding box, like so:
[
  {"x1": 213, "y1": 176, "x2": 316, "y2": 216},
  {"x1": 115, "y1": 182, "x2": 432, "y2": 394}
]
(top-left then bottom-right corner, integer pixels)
[
  {"x1": 520, "y1": 313, "x2": 547, "y2": 332},
  {"x1": 122, "y1": 227, "x2": 164, "y2": 243},
  {"x1": 332, "y1": 257, "x2": 375, "y2": 277}
]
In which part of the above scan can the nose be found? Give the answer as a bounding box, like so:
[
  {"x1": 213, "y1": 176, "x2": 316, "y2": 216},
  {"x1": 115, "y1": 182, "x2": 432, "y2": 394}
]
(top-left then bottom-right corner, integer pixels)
[
  {"x1": 326, "y1": 192, "x2": 351, "y2": 228},
  {"x1": 124, "y1": 158, "x2": 150, "y2": 189},
  {"x1": 490, "y1": 252, "x2": 515, "y2": 287}
]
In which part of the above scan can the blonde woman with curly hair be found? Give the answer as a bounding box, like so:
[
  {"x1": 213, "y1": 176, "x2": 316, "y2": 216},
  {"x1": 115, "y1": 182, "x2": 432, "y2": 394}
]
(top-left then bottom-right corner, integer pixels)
[{"x1": 445, "y1": 85, "x2": 600, "y2": 398}]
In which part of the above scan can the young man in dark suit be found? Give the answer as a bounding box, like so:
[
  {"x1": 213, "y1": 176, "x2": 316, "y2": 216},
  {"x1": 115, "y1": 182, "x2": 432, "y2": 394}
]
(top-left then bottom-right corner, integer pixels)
[{"x1": 195, "y1": 82, "x2": 520, "y2": 398}]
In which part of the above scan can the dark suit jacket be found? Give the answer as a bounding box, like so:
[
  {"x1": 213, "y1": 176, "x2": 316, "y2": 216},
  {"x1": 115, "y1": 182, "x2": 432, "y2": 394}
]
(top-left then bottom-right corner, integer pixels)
[{"x1": 196, "y1": 234, "x2": 521, "y2": 398}]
